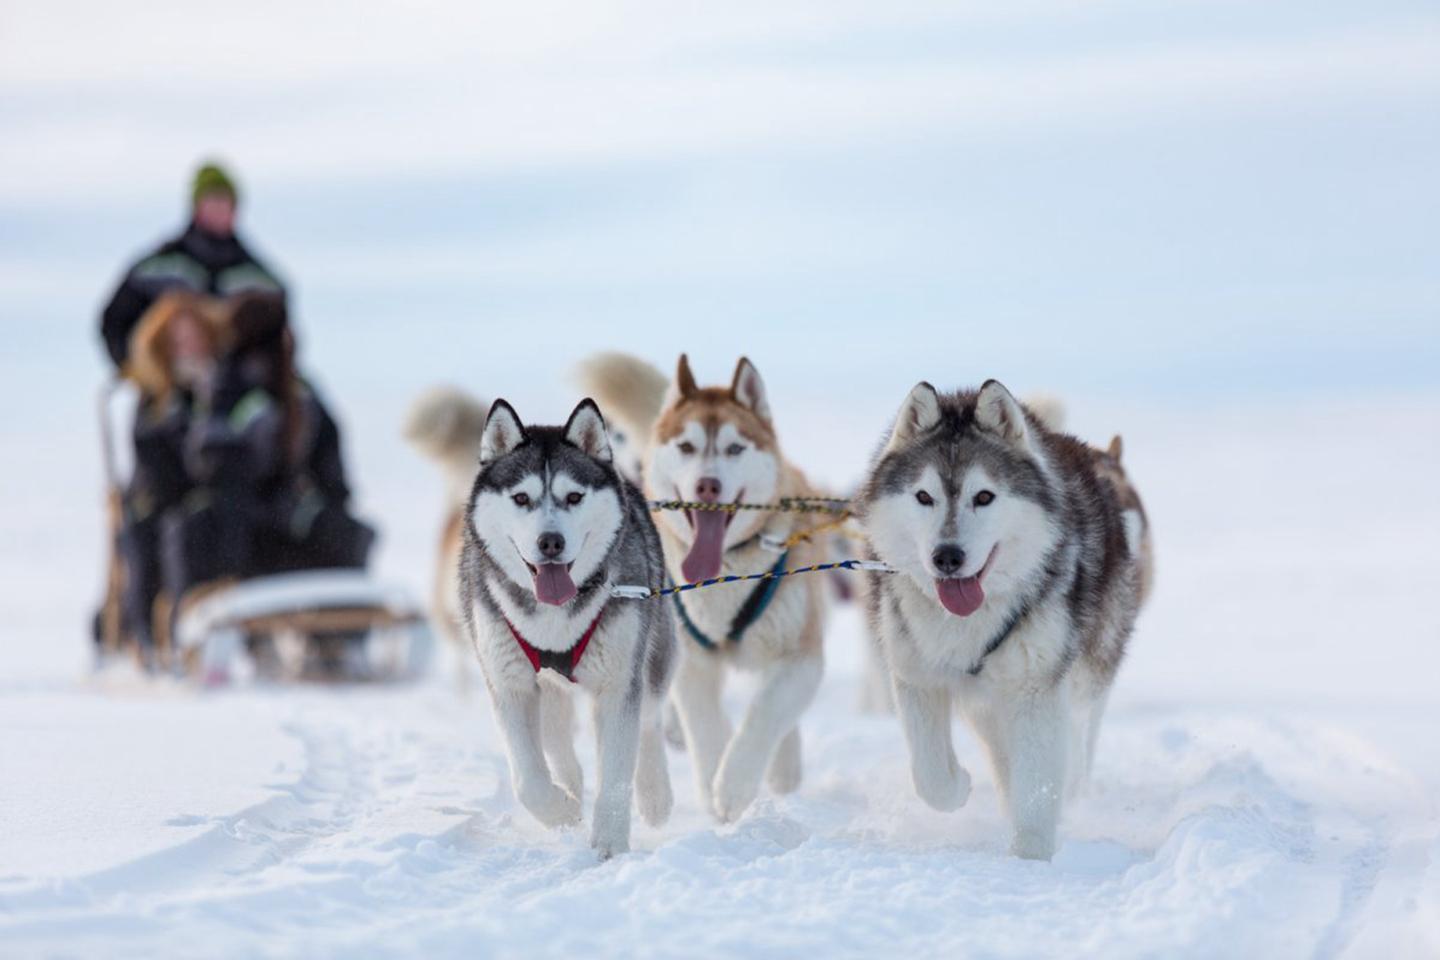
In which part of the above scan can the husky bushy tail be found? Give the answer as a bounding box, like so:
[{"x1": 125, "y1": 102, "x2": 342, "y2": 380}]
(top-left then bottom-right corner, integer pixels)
[
  {"x1": 1023, "y1": 393, "x2": 1066, "y2": 432},
  {"x1": 572, "y1": 352, "x2": 677, "y2": 485},
  {"x1": 404, "y1": 385, "x2": 489, "y2": 691},
  {"x1": 572, "y1": 352, "x2": 669, "y2": 440},
  {"x1": 404, "y1": 386, "x2": 489, "y2": 505}
]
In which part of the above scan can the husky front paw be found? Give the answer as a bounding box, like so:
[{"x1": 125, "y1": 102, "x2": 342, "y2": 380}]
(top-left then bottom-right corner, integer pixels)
[
  {"x1": 1010, "y1": 828, "x2": 1057, "y2": 861},
  {"x1": 766, "y1": 754, "x2": 801, "y2": 795},
  {"x1": 711, "y1": 757, "x2": 764, "y2": 823},
  {"x1": 662, "y1": 702, "x2": 687, "y2": 750},
  {"x1": 590, "y1": 818, "x2": 630, "y2": 860},
  {"x1": 591, "y1": 833, "x2": 628, "y2": 860},
  {"x1": 912, "y1": 754, "x2": 971, "y2": 812},
  {"x1": 550, "y1": 754, "x2": 584, "y2": 802},
  {"x1": 765, "y1": 731, "x2": 802, "y2": 795},
  {"x1": 517, "y1": 780, "x2": 581, "y2": 828},
  {"x1": 636, "y1": 765, "x2": 674, "y2": 827}
]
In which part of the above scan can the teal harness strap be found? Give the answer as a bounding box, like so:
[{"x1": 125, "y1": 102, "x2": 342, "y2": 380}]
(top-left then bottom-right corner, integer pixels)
[
  {"x1": 672, "y1": 588, "x2": 718, "y2": 651},
  {"x1": 728, "y1": 550, "x2": 788, "y2": 642},
  {"x1": 673, "y1": 550, "x2": 790, "y2": 651}
]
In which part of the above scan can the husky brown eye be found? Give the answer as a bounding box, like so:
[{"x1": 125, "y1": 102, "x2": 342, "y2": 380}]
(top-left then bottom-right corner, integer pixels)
[
  {"x1": 974, "y1": 490, "x2": 995, "y2": 507},
  {"x1": 726, "y1": 443, "x2": 745, "y2": 457},
  {"x1": 677, "y1": 441, "x2": 696, "y2": 455},
  {"x1": 566, "y1": 491, "x2": 584, "y2": 506},
  {"x1": 915, "y1": 490, "x2": 934, "y2": 506},
  {"x1": 512, "y1": 492, "x2": 531, "y2": 507}
]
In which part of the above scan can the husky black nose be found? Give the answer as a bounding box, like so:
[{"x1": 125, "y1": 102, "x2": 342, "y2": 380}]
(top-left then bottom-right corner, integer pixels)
[
  {"x1": 932, "y1": 545, "x2": 966, "y2": 577},
  {"x1": 537, "y1": 532, "x2": 566, "y2": 561},
  {"x1": 695, "y1": 476, "x2": 722, "y2": 503}
]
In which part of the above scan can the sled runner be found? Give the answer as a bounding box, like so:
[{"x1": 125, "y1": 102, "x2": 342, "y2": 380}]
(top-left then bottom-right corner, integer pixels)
[{"x1": 172, "y1": 570, "x2": 431, "y2": 684}]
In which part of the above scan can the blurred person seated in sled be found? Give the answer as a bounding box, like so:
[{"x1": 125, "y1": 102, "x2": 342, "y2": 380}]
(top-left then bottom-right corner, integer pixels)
[
  {"x1": 118, "y1": 291, "x2": 232, "y2": 657},
  {"x1": 99, "y1": 162, "x2": 286, "y2": 371},
  {"x1": 160, "y1": 294, "x2": 375, "y2": 618}
]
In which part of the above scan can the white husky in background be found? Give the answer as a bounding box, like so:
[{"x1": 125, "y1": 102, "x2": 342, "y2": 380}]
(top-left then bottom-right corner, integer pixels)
[
  {"x1": 857, "y1": 380, "x2": 1144, "y2": 860},
  {"x1": 404, "y1": 386, "x2": 490, "y2": 691},
  {"x1": 580, "y1": 352, "x2": 830, "y2": 823}
]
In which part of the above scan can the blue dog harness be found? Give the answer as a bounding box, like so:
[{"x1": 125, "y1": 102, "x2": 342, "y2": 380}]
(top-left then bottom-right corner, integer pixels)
[{"x1": 672, "y1": 550, "x2": 790, "y2": 651}]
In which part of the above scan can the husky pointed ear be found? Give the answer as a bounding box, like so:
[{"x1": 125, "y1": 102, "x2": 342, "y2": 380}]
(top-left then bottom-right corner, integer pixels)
[
  {"x1": 564, "y1": 398, "x2": 613, "y2": 462},
  {"x1": 661, "y1": 353, "x2": 699, "y2": 409},
  {"x1": 479, "y1": 399, "x2": 526, "y2": 464},
  {"x1": 883, "y1": 382, "x2": 942, "y2": 455},
  {"x1": 730, "y1": 357, "x2": 771, "y2": 422},
  {"x1": 1107, "y1": 434, "x2": 1124, "y2": 462},
  {"x1": 975, "y1": 380, "x2": 1029, "y2": 445}
]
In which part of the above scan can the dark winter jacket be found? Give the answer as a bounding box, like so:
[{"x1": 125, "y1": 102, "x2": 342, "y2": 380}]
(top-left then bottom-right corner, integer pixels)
[
  {"x1": 159, "y1": 379, "x2": 373, "y2": 591},
  {"x1": 127, "y1": 393, "x2": 198, "y2": 522},
  {"x1": 189, "y1": 375, "x2": 354, "y2": 528},
  {"x1": 100, "y1": 223, "x2": 286, "y2": 368}
]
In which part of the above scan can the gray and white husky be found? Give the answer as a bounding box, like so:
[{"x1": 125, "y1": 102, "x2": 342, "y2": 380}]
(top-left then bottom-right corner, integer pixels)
[
  {"x1": 858, "y1": 380, "x2": 1142, "y2": 860},
  {"x1": 460, "y1": 398, "x2": 675, "y2": 858}
]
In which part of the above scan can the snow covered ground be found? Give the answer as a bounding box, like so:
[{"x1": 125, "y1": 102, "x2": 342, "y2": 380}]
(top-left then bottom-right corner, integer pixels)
[{"x1": 1, "y1": 388, "x2": 1437, "y2": 958}]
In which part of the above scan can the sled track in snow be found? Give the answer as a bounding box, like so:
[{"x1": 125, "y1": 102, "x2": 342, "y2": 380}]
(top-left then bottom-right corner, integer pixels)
[
  {"x1": 0, "y1": 686, "x2": 1433, "y2": 958},
  {"x1": 1313, "y1": 821, "x2": 1389, "y2": 960},
  {"x1": 0, "y1": 713, "x2": 373, "y2": 916}
]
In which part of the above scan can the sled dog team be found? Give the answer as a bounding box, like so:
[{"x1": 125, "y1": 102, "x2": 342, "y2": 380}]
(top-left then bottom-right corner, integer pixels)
[{"x1": 407, "y1": 354, "x2": 1152, "y2": 861}]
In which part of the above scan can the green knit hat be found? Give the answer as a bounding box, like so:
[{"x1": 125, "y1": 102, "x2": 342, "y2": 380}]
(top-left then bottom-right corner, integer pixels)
[{"x1": 191, "y1": 162, "x2": 238, "y2": 207}]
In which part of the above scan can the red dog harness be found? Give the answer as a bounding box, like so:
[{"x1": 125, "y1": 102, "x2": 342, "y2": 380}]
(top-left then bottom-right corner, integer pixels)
[{"x1": 504, "y1": 604, "x2": 606, "y2": 683}]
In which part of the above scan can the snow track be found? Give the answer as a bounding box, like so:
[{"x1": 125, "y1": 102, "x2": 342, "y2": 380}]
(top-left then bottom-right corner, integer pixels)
[{"x1": 2, "y1": 619, "x2": 1435, "y2": 959}]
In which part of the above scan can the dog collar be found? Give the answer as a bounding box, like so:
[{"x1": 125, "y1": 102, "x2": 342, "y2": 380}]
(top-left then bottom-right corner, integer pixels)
[
  {"x1": 504, "y1": 603, "x2": 606, "y2": 683},
  {"x1": 726, "y1": 524, "x2": 790, "y2": 555}
]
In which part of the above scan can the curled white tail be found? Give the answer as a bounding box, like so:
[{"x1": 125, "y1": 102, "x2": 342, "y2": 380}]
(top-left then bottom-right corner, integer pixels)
[
  {"x1": 1023, "y1": 392, "x2": 1067, "y2": 432},
  {"x1": 572, "y1": 352, "x2": 669, "y2": 445},
  {"x1": 404, "y1": 385, "x2": 489, "y2": 504}
]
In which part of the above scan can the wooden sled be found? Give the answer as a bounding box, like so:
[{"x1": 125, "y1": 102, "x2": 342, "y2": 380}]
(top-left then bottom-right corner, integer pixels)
[{"x1": 173, "y1": 569, "x2": 432, "y2": 685}]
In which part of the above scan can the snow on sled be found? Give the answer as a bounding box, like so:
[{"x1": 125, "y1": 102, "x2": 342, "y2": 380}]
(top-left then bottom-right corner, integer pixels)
[{"x1": 174, "y1": 569, "x2": 432, "y2": 685}]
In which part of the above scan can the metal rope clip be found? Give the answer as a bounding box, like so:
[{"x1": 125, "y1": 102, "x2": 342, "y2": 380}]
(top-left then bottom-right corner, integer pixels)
[
  {"x1": 610, "y1": 584, "x2": 654, "y2": 600},
  {"x1": 846, "y1": 559, "x2": 897, "y2": 573}
]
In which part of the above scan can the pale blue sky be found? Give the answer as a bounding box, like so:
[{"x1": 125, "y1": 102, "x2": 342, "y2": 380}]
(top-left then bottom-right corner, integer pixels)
[{"x1": 1, "y1": 0, "x2": 1437, "y2": 426}]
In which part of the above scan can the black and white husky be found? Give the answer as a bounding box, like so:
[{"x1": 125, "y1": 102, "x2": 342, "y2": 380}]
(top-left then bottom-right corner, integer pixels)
[
  {"x1": 460, "y1": 398, "x2": 674, "y2": 858},
  {"x1": 858, "y1": 380, "x2": 1142, "y2": 860}
]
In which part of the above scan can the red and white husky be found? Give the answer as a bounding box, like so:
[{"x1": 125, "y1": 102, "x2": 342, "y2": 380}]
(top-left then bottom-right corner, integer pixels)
[{"x1": 579, "y1": 352, "x2": 831, "y2": 822}]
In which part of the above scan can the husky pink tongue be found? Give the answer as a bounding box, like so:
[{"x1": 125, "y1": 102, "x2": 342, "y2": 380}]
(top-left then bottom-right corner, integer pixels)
[
  {"x1": 682, "y1": 512, "x2": 728, "y2": 582},
  {"x1": 533, "y1": 563, "x2": 577, "y2": 606},
  {"x1": 936, "y1": 576, "x2": 985, "y2": 617}
]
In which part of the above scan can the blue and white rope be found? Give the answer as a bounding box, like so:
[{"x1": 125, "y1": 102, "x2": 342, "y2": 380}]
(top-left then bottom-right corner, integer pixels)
[{"x1": 610, "y1": 558, "x2": 893, "y2": 601}]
